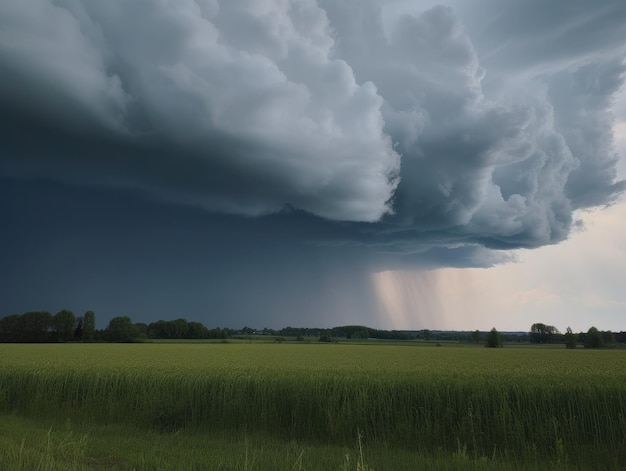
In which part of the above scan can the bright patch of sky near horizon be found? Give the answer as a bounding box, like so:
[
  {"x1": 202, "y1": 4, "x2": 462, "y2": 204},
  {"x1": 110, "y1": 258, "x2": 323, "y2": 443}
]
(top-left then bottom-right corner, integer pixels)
[
  {"x1": 373, "y1": 198, "x2": 626, "y2": 332},
  {"x1": 373, "y1": 80, "x2": 626, "y2": 334}
]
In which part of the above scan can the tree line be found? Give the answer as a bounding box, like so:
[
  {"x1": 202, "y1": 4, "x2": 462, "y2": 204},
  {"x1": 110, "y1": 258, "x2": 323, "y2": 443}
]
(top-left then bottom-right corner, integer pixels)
[
  {"x1": 529, "y1": 322, "x2": 623, "y2": 348},
  {"x1": 0, "y1": 310, "x2": 95, "y2": 343},
  {"x1": 0, "y1": 310, "x2": 624, "y2": 347}
]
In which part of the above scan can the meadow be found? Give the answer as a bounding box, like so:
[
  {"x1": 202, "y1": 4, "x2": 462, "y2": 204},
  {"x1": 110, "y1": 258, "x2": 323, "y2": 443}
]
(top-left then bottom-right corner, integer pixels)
[{"x1": 0, "y1": 342, "x2": 625, "y2": 470}]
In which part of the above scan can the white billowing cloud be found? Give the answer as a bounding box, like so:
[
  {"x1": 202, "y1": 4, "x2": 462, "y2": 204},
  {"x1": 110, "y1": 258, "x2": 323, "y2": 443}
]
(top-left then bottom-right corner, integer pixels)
[
  {"x1": 1, "y1": 0, "x2": 399, "y2": 222},
  {"x1": 1, "y1": 0, "x2": 625, "y2": 268},
  {"x1": 320, "y1": 0, "x2": 623, "y2": 254}
]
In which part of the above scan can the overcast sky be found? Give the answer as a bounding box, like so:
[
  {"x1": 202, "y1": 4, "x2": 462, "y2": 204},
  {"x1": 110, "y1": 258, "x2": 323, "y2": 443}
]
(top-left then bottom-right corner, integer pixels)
[{"x1": 1, "y1": 0, "x2": 625, "y2": 332}]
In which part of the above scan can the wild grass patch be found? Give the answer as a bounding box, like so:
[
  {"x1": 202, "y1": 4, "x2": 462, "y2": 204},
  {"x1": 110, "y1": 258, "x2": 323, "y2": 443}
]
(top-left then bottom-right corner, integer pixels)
[{"x1": 1, "y1": 343, "x2": 624, "y2": 469}]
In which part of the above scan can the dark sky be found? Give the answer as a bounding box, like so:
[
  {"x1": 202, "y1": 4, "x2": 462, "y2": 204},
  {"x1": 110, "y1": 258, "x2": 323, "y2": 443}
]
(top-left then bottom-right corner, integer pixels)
[
  {"x1": 1, "y1": 178, "x2": 386, "y2": 328},
  {"x1": 1, "y1": 0, "x2": 625, "y2": 329}
]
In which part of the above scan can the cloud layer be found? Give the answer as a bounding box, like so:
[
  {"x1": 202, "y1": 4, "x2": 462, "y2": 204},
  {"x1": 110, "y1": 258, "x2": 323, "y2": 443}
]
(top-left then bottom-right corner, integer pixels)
[{"x1": 2, "y1": 0, "x2": 625, "y2": 269}]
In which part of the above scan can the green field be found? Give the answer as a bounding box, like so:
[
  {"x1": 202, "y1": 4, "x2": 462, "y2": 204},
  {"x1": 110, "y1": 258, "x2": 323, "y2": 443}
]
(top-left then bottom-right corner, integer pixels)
[{"x1": 1, "y1": 342, "x2": 625, "y2": 470}]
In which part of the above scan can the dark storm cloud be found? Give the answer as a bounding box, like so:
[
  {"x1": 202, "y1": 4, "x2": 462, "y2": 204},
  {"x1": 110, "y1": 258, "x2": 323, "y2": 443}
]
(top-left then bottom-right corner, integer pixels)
[
  {"x1": 1, "y1": 0, "x2": 399, "y2": 222},
  {"x1": 2, "y1": 0, "x2": 625, "y2": 271},
  {"x1": 320, "y1": 0, "x2": 625, "y2": 253},
  {"x1": 549, "y1": 62, "x2": 626, "y2": 207}
]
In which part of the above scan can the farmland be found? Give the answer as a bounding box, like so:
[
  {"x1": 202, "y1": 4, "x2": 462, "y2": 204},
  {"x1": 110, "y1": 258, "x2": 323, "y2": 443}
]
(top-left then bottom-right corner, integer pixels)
[{"x1": 1, "y1": 342, "x2": 625, "y2": 470}]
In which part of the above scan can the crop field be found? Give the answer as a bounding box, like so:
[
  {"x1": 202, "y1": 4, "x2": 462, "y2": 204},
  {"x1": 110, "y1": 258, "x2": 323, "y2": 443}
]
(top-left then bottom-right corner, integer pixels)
[{"x1": 1, "y1": 342, "x2": 625, "y2": 470}]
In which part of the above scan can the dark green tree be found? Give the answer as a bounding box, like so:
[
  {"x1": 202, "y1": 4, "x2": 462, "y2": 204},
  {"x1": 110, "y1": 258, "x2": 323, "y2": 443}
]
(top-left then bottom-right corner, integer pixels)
[
  {"x1": 83, "y1": 311, "x2": 96, "y2": 341},
  {"x1": 530, "y1": 323, "x2": 559, "y2": 343},
  {"x1": 187, "y1": 321, "x2": 208, "y2": 339},
  {"x1": 319, "y1": 329, "x2": 332, "y2": 342},
  {"x1": 486, "y1": 327, "x2": 503, "y2": 348},
  {"x1": 21, "y1": 311, "x2": 53, "y2": 342},
  {"x1": 53, "y1": 310, "x2": 76, "y2": 341},
  {"x1": 106, "y1": 316, "x2": 138, "y2": 342},
  {"x1": 420, "y1": 329, "x2": 432, "y2": 341},
  {"x1": 134, "y1": 322, "x2": 149, "y2": 339},
  {"x1": 74, "y1": 317, "x2": 84, "y2": 341},
  {"x1": 0, "y1": 314, "x2": 22, "y2": 342},
  {"x1": 584, "y1": 326, "x2": 604, "y2": 349},
  {"x1": 564, "y1": 327, "x2": 578, "y2": 349},
  {"x1": 172, "y1": 318, "x2": 189, "y2": 338},
  {"x1": 602, "y1": 330, "x2": 615, "y2": 346},
  {"x1": 469, "y1": 330, "x2": 482, "y2": 343}
]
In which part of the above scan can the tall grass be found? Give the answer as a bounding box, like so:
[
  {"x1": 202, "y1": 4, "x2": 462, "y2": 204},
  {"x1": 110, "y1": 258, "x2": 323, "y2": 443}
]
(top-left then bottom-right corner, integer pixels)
[
  {"x1": 1, "y1": 343, "x2": 625, "y2": 467},
  {"x1": 2, "y1": 414, "x2": 600, "y2": 471}
]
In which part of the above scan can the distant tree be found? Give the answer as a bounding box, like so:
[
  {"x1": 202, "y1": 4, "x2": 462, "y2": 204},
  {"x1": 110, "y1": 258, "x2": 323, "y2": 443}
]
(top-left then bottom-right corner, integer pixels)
[
  {"x1": 53, "y1": 310, "x2": 76, "y2": 341},
  {"x1": 319, "y1": 330, "x2": 332, "y2": 342},
  {"x1": 420, "y1": 329, "x2": 432, "y2": 341},
  {"x1": 530, "y1": 323, "x2": 545, "y2": 343},
  {"x1": 134, "y1": 322, "x2": 149, "y2": 339},
  {"x1": 74, "y1": 317, "x2": 84, "y2": 341},
  {"x1": 486, "y1": 327, "x2": 503, "y2": 348},
  {"x1": 147, "y1": 319, "x2": 192, "y2": 339},
  {"x1": 584, "y1": 326, "x2": 604, "y2": 349},
  {"x1": 147, "y1": 320, "x2": 164, "y2": 338},
  {"x1": 208, "y1": 327, "x2": 225, "y2": 339},
  {"x1": 222, "y1": 327, "x2": 236, "y2": 338},
  {"x1": 0, "y1": 314, "x2": 22, "y2": 342},
  {"x1": 602, "y1": 330, "x2": 615, "y2": 346},
  {"x1": 564, "y1": 327, "x2": 578, "y2": 349},
  {"x1": 187, "y1": 321, "x2": 208, "y2": 339},
  {"x1": 389, "y1": 330, "x2": 415, "y2": 341},
  {"x1": 530, "y1": 323, "x2": 559, "y2": 343},
  {"x1": 106, "y1": 316, "x2": 138, "y2": 342},
  {"x1": 20, "y1": 311, "x2": 53, "y2": 342},
  {"x1": 172, "y1": 318, "x2": 188, "y2": 338},
  {"x1": 83, "y1": 311, "x2": 96, "y2": 342},
  {"x1": 469, "y1": 330, "x2": 482, "y2": 343},
  {"x1": 351, "y1": 328, "x2": 370, "y2": 340},
  {"x1": 505, "y1": 332, "x2": 529, "y2": 342}
]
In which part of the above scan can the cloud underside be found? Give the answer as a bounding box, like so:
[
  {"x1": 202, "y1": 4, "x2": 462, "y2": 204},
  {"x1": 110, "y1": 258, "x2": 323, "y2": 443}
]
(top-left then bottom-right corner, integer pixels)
[{"x1": 1, "y1": 0, "x2": 625, "y2": 268}]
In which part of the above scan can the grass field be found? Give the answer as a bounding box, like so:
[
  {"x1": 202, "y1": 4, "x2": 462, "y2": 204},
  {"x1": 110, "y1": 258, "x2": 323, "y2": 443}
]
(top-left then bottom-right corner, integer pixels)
[{"x1": 1, "y1": 342, "x2": 625, "y2": 470}]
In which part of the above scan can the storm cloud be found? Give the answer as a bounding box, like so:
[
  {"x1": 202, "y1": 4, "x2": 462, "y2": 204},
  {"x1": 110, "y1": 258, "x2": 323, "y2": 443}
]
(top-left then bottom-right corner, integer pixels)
[
  {"x1": 1, "y1": 0, "x2": 400, "y2": 222},
  {"x1": 1, "y1": 0, "x2": 625, "y2": 325}
]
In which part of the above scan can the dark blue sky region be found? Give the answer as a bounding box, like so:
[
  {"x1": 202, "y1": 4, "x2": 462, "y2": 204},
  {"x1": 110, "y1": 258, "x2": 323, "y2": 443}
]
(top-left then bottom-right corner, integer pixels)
[{"x1": 1, "y1": 179, "x2": 383, "y2": 328}]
